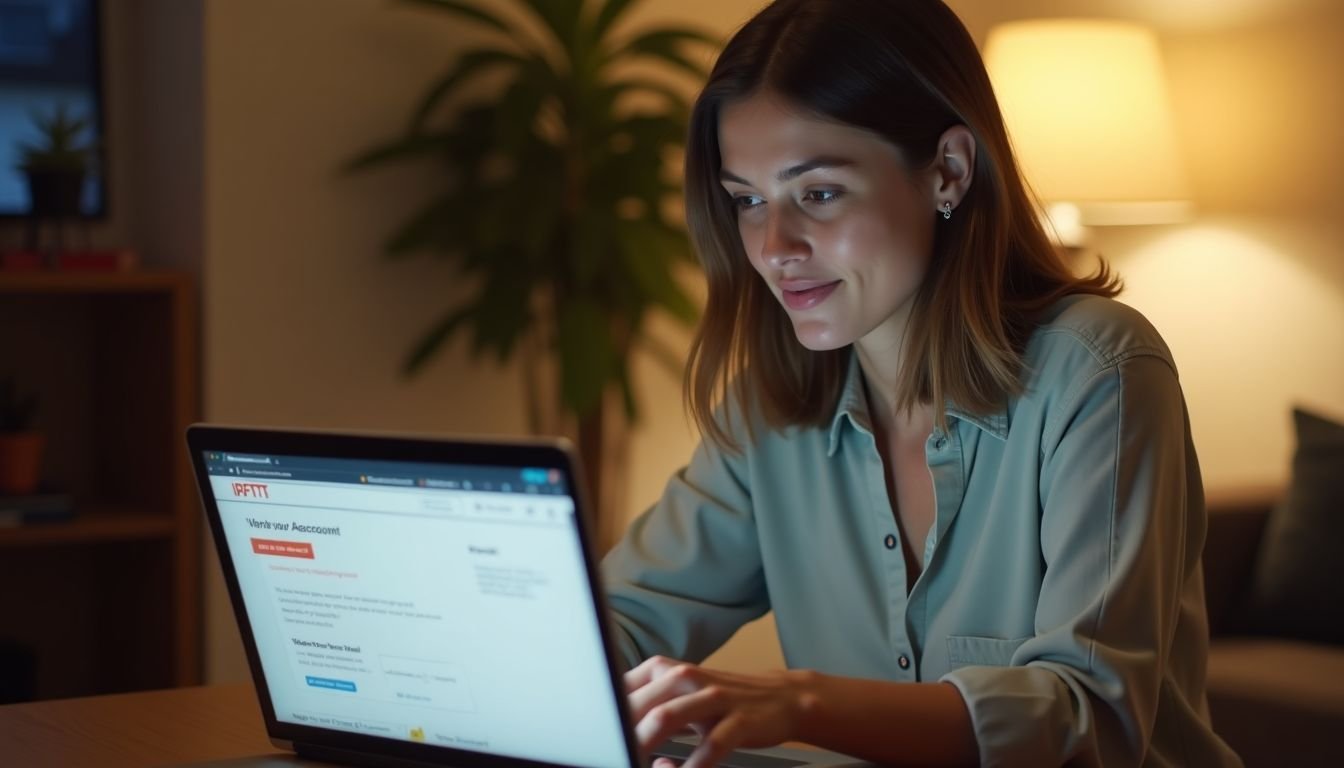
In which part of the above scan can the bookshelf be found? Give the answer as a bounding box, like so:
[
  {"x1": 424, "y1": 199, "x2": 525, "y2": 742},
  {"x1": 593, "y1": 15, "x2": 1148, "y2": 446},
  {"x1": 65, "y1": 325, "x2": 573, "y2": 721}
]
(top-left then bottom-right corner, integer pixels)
[{"x1": 0, "y1": 270, "x2": 200, "y2": 700}]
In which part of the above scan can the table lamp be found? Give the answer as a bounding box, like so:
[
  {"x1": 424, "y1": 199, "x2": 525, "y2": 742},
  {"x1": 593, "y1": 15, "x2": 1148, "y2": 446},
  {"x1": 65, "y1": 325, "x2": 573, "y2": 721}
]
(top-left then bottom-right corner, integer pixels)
[{"x1": 983, "y1": 19, "x2": 1191, "y2": 246}]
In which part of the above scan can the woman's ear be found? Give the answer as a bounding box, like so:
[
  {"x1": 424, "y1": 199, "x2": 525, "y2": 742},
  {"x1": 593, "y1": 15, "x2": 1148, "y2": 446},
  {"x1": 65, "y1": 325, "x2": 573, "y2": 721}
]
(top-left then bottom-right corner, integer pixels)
[{"x1": 929, "y1": 125, "x2": 976, "y2": 216}]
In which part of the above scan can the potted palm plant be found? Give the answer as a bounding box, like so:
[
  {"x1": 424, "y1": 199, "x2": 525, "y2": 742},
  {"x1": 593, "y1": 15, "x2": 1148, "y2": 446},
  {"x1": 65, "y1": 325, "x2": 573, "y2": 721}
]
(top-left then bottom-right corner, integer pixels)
[
  {"x1": 17, "y1": 104, "x2": 94, "y2": 218},
  {"x1": 0, "y1": 377, "x2": 43, "y2": 496},
  {"x1": 347, "y1": 0, "x2": 715, "y2": 548}
]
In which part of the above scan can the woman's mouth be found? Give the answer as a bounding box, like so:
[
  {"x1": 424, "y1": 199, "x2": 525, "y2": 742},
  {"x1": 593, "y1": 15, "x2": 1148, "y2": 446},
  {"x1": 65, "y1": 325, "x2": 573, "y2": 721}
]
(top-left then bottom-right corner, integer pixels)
[{"x1": 780, "y1": 280, "x2": 841, "y2": 311}]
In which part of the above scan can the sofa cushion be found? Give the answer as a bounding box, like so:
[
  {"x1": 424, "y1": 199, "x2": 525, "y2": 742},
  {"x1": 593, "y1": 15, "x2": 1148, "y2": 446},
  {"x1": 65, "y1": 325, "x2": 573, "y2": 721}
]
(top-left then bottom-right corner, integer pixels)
[
  {"x1": 1245, "y1": 408, "x2": 1344, "y2": 644},
  {"x1": 1202, "y1": 503, "x2": 1270, "y2": 637},
  {"x1": 1206, "y1": 638, "x2": 1344, "y2": 767}
]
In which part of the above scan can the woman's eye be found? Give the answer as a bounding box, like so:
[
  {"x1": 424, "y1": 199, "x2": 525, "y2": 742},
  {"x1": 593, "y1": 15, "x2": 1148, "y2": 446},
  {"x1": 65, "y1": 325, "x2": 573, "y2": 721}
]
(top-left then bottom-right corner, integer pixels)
[
  {"x1": 803, "y1": 189, "x2": 842, "y2": 204},
  {"x1": 732, "y1": 194, "x2": 764, "y2": 211}
]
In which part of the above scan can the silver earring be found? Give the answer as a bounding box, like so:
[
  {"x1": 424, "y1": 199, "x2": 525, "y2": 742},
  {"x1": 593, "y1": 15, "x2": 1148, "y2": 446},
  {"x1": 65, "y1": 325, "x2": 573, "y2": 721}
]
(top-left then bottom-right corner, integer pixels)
[{"x1": 942, "y1": 201, "x2": 953, "y2": 220}]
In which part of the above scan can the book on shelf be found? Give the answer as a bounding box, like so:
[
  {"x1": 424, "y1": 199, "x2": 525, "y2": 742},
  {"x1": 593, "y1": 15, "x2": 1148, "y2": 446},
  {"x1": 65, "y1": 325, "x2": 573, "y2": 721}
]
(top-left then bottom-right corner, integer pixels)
[
  {"x1": 0, "y1": 248, "x2": 140, "y2": 272},
  {"x1": 0, "y1": 492, "x2": 75, "y2": 528}
]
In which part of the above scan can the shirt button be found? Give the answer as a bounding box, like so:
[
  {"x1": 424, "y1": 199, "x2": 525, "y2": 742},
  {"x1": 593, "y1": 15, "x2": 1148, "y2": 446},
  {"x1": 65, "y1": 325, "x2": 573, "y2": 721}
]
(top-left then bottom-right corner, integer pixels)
[
  {"x1": 883, "y1": 534, "x2": 897, "y2": 550},
  {"x1": 935, "y1": 437, "x2": 948, "y2": 450},
  {"x1": 898, "y1": 655, "x2": 911, "y2": 670}
]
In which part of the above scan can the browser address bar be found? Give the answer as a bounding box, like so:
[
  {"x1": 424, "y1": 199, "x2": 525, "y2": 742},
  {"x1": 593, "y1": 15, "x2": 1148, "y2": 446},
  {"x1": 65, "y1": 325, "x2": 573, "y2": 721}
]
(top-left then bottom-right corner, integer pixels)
[{"x1": 209, "y1": 476, "x2": 565, "y2": 526}]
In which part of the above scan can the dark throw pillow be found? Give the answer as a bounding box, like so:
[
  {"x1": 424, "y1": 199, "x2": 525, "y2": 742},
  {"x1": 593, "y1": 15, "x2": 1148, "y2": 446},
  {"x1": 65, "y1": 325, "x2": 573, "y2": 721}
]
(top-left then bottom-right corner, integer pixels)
[{"x1": 1245, "y1": 407, "x2": 1344, "y2": 645}]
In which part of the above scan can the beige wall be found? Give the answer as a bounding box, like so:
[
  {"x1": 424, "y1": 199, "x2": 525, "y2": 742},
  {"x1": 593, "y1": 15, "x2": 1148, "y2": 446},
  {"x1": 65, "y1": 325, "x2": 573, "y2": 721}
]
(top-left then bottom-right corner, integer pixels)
[
  {"x1": 202, "y1": 0, "x2": 529, "y2": 683},
  {"x1": 200, "y1": 0, "x2": 1344, "y2": 682}
]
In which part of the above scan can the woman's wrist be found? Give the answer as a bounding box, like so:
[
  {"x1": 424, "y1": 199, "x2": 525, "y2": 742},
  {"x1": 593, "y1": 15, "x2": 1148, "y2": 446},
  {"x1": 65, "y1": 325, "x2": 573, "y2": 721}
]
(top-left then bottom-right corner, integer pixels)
[
  {"x1": 784, "y1": 672, "x2": 979, "y2": 767},
  {"x1": 787, "y1": 668, "x2": 828, "y2": 746},
  {"x1": 784, "y1": 669, "x2": 822, "y2": 742}
]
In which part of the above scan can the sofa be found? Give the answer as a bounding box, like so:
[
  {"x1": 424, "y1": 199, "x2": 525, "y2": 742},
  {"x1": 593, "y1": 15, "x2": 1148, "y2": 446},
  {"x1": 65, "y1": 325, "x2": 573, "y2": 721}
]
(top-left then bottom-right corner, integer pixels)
[{"x1": 1202, "y1": 487, "x2": 1344, "y2": 767}]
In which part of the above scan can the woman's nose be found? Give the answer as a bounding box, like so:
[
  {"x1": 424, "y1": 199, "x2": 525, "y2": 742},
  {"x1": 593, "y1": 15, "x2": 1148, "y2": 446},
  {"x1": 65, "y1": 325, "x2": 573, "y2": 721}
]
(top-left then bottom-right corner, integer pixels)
[{"x1": 761, "y1": 206, "x2": 809, "y2": 268}]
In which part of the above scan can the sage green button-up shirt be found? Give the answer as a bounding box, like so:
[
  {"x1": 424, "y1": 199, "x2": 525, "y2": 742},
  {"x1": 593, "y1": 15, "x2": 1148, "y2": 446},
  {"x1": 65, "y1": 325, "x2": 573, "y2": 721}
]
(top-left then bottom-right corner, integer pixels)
[{"x1": 602, "y1": 295, "x2": 1242, "y2": 767}]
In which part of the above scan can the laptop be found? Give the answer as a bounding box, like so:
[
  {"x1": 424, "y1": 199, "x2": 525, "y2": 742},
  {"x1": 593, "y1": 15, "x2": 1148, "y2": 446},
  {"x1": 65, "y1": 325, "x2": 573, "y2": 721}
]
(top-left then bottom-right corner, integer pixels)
[{"x1": 186, "y1": 425, "x2": 870, "y2": 768}]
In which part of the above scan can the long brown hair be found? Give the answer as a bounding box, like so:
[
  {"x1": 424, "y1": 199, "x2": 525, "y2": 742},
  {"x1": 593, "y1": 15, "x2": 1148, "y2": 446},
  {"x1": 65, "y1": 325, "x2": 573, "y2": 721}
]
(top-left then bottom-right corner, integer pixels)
[{"x1": 684, "y1": 0, "x2": 1119, "y2": 450}]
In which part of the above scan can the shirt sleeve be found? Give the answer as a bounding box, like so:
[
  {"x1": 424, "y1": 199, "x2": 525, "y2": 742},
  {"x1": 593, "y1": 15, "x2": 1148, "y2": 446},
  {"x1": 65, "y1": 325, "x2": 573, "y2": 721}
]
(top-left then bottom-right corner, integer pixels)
[
  {"x1": 601, "y1": 428, "x2": 770, "y2": 670},
  {"x1": 941, "y1": 352, "x2": 1204, "y2": 768}
]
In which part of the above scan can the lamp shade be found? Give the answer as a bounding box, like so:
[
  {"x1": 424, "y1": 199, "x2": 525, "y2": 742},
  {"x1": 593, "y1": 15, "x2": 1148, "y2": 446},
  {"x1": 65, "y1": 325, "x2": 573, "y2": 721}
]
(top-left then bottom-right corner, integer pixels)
[{"x1": 984, "y1": 20, "x2": 1191, "y2": 227}]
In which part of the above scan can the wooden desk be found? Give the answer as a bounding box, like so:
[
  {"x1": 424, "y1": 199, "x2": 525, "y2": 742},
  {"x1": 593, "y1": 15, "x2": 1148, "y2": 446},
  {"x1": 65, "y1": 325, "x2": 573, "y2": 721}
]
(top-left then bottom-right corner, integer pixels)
[
  {"x1": 0, "y1": 684, "x2": 835, "y2": 768},
  {"x1": 0, "y1": 684, "x2": 277, "y2": 767}
]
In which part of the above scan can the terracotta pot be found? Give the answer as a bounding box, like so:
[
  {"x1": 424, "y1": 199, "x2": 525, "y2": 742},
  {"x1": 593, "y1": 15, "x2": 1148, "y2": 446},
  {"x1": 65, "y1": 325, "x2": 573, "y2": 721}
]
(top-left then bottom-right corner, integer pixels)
[{"x1": 0, "y1": 432, "x2": 45, "y2": 495}]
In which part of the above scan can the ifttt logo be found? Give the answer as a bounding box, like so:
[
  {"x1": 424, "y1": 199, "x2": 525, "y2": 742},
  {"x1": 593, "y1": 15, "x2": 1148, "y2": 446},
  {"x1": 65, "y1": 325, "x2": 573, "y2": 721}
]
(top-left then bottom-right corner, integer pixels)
[{"x1": 232, "y1": 482, "x2": 270, "y2": 499}]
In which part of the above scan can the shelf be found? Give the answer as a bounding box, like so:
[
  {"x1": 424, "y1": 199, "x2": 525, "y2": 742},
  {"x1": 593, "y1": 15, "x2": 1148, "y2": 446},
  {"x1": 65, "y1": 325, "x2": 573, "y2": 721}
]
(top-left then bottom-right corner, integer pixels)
[
  {"x1": 0, "y1": 511, "x2": 176, "y2": 547},
  {"x1": 0, "y1": 270, "x2": 190, "y2": 295},
  {"x1": 1, "y1": 268, "x2": 202, "y2": 697}
]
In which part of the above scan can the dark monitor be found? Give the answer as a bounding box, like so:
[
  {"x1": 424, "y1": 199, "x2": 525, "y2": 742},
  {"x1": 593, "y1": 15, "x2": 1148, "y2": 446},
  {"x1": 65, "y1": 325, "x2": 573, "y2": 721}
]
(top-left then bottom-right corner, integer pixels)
[{"x1": 0, "y1": 0, "x2": 106, "y2": 218}]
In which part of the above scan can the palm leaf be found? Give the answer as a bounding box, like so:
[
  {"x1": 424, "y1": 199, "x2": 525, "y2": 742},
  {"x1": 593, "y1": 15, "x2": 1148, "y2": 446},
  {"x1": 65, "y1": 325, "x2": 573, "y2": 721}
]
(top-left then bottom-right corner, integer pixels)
[
  {"x1": 611, "y1": 113, "x2": 687, "y2": 146},
  {"x1": 614, "y1": 218, "x2": 698, "y2": 325},
  {"x1": 591, "y1": 0, "x2": 643, "y2": 42},
  {"x1": 575, "y1": 0, "x2": 643, "y2": 78},
  {"x1": 513, "y1": 0, "x2": 584, "y2": 58},
  {"x1": 491, "y1": 62, "x2": 554, "y2": 153},
  {"x1": 404, "y1": 306, "x2": 475, "y2": 375},
  {"x1": 606, "y1": 28, "x2": 717, "y2": 79},
  {"x1": 408, "y1": 49, "x2": 526, "y2": 132},
  {"x1": 570, "y1": 208, "x2": 616, "y2": 289},
  {"x1": 470, "y1": 139, "x2": 566, "y2": 260},
  {"x1": 651, "y1": 279, "x2": 698, "y2": 325},
  {"x1": 587, "y1": 148, "x2": 677, "y2": 213},
  {"x1": 342, "y1": 132, "x2": 454, "y2": 173},
  {"x1": 383, "y1": 189, "x2": 476, "y2": 258},
  {"x1": 444, "y1": 104, "x2": 510, "y2": 172},
  {"x1": 471, "y1": 263, "x2": 534, "y2": 362},
  {"x1": 600, "y1": 77, "x2": 693, "y2": 122},
  {"x1": 616, "y1": 364, "x2": 639, "y2": 422}
]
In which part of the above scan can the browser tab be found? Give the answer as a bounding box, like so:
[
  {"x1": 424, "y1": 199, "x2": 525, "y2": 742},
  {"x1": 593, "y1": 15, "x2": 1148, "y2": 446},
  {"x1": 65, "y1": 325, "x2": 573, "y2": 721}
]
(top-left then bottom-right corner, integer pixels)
[{"x1": 361, "y1": 475, "x2": 415, "y2": 487}]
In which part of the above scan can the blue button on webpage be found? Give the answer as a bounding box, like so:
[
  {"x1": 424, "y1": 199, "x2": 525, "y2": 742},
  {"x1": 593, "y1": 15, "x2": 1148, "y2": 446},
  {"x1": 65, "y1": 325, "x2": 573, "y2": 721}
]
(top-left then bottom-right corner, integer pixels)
[{"x1": 305, "y1": 675, "x2": 357, "y2": 692}]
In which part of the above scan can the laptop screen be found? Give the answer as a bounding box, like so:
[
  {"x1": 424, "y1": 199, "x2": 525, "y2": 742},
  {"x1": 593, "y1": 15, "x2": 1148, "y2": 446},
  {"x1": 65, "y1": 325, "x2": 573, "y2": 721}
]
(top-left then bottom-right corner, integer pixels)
[{"x1": 199, "y1": 447, "x2": 629, "y2": 768}]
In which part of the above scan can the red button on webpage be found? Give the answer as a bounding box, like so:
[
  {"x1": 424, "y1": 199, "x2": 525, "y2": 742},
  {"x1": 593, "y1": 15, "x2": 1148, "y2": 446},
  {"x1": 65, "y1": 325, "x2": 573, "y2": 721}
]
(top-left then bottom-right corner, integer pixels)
[{"x1": 250, "y1": 538, "x2": 314, "y2": 559}]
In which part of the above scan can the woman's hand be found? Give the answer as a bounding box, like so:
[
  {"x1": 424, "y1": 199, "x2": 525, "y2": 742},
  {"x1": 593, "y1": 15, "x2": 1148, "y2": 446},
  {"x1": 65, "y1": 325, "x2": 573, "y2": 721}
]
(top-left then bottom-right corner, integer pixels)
[{"x1": 624, "y1": 655, "x2": 818, "y2": 768}]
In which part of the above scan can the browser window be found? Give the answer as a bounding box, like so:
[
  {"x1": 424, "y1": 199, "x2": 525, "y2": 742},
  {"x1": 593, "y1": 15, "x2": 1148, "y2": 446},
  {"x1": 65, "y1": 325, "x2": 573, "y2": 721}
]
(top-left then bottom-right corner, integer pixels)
[{"x1": 203, "y1": 452, "x2": 628, "y2": 768}]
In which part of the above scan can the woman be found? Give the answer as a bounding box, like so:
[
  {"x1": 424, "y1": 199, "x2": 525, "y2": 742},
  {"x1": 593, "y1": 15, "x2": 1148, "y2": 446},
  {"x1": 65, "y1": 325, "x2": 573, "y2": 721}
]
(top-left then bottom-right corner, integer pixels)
[{"x1": 602, "y1": 1, "x2": 1241, "y2": 766}]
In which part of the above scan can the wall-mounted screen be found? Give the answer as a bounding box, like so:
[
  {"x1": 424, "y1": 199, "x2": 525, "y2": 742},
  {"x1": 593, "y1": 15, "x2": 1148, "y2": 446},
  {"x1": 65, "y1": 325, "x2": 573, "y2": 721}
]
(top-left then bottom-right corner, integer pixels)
[{"x1": 0, "y1": 0, "x2": 105, "y2": 218}]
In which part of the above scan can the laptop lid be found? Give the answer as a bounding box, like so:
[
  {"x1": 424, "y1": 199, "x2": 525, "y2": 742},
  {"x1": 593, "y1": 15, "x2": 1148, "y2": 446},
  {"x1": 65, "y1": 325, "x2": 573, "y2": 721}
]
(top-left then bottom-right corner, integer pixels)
[{"x1": 187, "y1": 425, "x2": 639, "y2": 768}]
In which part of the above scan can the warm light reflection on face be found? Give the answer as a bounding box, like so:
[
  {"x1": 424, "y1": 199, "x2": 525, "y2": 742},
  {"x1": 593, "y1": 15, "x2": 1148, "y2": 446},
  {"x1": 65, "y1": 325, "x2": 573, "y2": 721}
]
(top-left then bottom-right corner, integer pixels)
[{"x1": 717, "y1": 91, "x2": 938, "y2": 353}]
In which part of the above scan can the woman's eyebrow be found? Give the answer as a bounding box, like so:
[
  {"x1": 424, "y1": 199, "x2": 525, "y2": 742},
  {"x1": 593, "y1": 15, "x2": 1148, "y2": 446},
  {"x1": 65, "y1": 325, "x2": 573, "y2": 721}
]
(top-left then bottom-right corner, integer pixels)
[{"x1": 720, "y1": 156, "x2": 856, "y2": 185}]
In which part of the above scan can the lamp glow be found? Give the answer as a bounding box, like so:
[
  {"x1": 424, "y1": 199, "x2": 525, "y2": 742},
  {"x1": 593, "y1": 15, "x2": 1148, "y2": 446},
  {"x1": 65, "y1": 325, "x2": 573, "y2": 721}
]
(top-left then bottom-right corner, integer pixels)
[{"x1": 984, "y1": 19, "x2": 1192, "y2": 241}]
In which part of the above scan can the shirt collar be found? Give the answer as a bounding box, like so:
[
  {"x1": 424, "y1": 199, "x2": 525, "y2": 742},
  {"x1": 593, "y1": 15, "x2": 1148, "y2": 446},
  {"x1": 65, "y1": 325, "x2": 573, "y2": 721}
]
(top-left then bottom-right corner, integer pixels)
[
  {"x1": 826, "y1": 351, "x2": 1011, "y2": 456},
  {"x1": 827, "y1": 352, "x2": 871, "y2": 457},
  {"x1": 946, "y1": 402, "x2": 1010, "y2": 441}
]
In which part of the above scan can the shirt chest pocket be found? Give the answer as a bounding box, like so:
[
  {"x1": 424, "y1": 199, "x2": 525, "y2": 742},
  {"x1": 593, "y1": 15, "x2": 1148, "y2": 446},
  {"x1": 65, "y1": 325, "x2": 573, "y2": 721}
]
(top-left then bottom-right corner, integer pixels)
[{"x1": 946, "y1": 635, "x2": 1031, "y2": 670}]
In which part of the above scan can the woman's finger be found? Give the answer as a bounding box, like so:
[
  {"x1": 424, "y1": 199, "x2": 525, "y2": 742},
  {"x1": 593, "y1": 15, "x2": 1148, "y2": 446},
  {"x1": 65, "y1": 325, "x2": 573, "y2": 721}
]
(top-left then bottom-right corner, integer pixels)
[
  {"x1": 682, "y1": 711, "x2": 747, "y2": 768},
  {"x1": 628, "y1": 662, "x2": 705, "y2": 723},
  {"x1": 624, "y1": 655, "x2": 678, "y2": 693},
  {"x1": 635, "y1": 684, "x2": 730, "y2": 754}
]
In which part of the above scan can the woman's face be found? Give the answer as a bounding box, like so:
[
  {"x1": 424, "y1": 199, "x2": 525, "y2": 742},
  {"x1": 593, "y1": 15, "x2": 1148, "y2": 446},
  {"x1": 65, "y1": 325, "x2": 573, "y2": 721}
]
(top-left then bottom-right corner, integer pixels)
[{"x1": 718, "y1": 91, "x2": 939, "y2": 353}]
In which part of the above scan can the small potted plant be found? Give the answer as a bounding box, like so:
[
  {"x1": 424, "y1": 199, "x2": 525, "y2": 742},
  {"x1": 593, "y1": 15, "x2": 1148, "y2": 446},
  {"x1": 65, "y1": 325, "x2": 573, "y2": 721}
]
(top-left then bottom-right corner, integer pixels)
[
  {"x1": 0, "y1": 377, "x2": 43, "y2": 496},
  {"x1": 16, "y1": 104, "x2": 94, "y2": 218}
]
